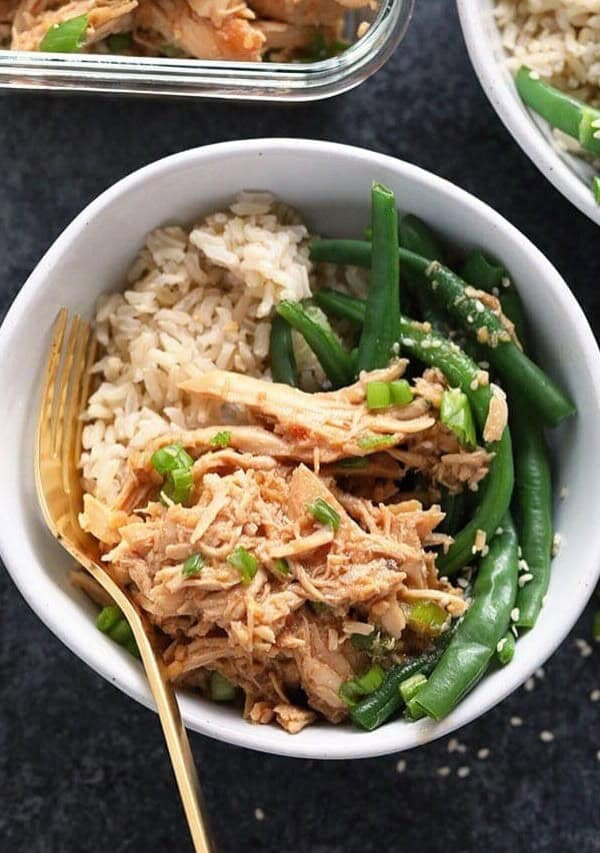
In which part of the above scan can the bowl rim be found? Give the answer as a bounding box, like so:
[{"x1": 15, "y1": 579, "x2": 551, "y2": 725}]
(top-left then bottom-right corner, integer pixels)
[
  {"x1": 1, "y1": 138, "x2": 600, "y2": 759},
  {"x1": 456, "y1": 0, "x2": 600, "y2": 228}
]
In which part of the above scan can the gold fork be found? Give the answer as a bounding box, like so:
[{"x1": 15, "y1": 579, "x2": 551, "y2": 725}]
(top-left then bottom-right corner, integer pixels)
[{"x1": 35, "y1": 308, "x2": 213, "y2": 853}]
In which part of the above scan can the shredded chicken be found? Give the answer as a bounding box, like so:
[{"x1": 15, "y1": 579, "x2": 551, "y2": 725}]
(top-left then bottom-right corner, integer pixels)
[{"x1": 6, "y1": 0, "x2": 373, "y2": 58}]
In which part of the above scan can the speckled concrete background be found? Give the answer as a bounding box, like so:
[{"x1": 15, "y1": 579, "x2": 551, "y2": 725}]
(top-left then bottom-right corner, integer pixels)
[{"x1": 1, "y1": 2, "x2": 600, "y2": 851}]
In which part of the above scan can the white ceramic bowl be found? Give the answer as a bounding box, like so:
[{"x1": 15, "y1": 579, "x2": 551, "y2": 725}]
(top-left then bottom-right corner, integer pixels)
[
  {"x1": 1, "y1": 139, "x2": 599, "y2": 760},
  {"x1": 457, "y1": 0, "x2": 600, "y2": 227}
]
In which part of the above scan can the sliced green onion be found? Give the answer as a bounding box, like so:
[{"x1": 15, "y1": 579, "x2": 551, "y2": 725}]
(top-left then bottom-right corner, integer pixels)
[
  {"x1": 209, "y1": 430, "x2": 231, "y2": 449},
  {"x1": 106, "y1": 32, "x2": 132, "y2": 53},
  {"x1": 339, "y1": 665, "x2": 385, "y2": 707},
  {"x1": 406, "y1": 601, "x2": 449, "y2": 635},
  {"x1": 399, "y1": 672, "x2": 428, "y2": 704},
  {"x1": 183, "y1": 553, "x2": 204, "y2": 577},
  {"x1": 274, "y1": 558, "x2": 290, "y2": 576},
  {"x1": 405, "y1": 695, "x2": 427, "y2": 721},
  {"x1": 151, "y1": 443, "x2": 193, "y2": 476},
  {"x1": 96, "y1": 605, "x2": 122, "y2": 634},
  {"x1": 338, "y1": 457, "x2": 370, "y2": 469},
  {"x1": 593, "y1": 609, "x2": 600, "y2": 642},
  {"x1": 496, "y1": 632, "x2": 516, "y2": 665},
  {"x1": 227, "y1": 546, "x2": 258, "y2": 584},
  {"x1": 339, "y1": 680, "x2": 364, "y2": 707},
  {"x1": 40, "y1": 14, "x2": 88, "y2": 52},
  {"x1": 366, "y1": 381, "x2": 391, "y2": 409},
  {"x1": 163, "y1": 467, "x2": 193, "y2": 505},
  {"x1": 389, "y1": 379, "x2": 413, "y2": 405},
  {"x1": 209, "y1": 671, "x2": 236, "y2": 702},
  {"x1": 307, "y1": 497, "x2": 341, "y2": 531},
  {"x1": 440, "y1": 387, "x2": 476, "y2": 449},
  {"x1": 356, "y1": 434, "x2": 394, "y2": 450},
  {"x1": 354, "y1": 664, "x2": 385, "y2": 694}
]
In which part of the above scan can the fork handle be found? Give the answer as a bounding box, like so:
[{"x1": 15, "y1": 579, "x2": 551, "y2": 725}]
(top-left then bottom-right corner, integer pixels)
[{"x1": 89, "y1": 568, "x2": 214, "y2": 853}]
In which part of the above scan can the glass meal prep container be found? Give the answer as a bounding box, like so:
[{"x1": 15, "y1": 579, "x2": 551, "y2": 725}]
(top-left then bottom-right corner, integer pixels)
[{"x1": 0, "y1": 0, "x2": 413, "y2": 100}]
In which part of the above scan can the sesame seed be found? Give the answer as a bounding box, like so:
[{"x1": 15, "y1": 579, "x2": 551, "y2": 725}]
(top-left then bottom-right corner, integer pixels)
[
  {"x1": 518, "y1": 559, "x2": 529, "y2": 572},
  {"x1": 396, "y1": 759, "x2": 407, "y2": 773},
  {"x1": 511, "y1": 608, "x2": 520, "y2": 622},
  {"x1": 467, "y1": 315, "x2": 474, "y2": 323},
  {"x1": 552, "y1": 533, "x2": 562, "y2": 557},
  {"x1": 495, "y1": 526, "x2": 504, "y2": 535},
  {"x1": 477, "y1": 748, "x2": 490, "y2": 760},
  {"x1": 510, "y1": 716, "x2": 523, "y2": 727},
  {"x1": 535, "y1": 667, "x2": 545, "y2": 680},
  {"x1": 511, "y1": 625, "x2": 519, "y2": 638},
  {"x1": 255, "y1": 808, "x2": 265, "y2": 821},
  {"x1": 590, "y1": 689, "x2": 600, "y2": 702},
  {"x1": 497, "y1": 638, "x2": 507, "y2": 653},
  {"x1": 457, "y1": 577, "x2": 469, "y2": 589},
  {"x1": 524, "y1": 677, "x2": 535, "y2": 692},
  {"x1": 518, "y1": 573, "x2": 534, "y2": 588},
  {"x1": 470, "y1": 378, "x2": 479, "y2": 390},
  {"x1": 392, "y1": 342, "x2": 400, "y2": 355},
  {"x1": 457, "y1": 766, "x2": 471, "y2": 778},
  {"x1": 475, "y1": 300, "x2": 485, "y2": 313},
  {"x1": 491, "y1": 287, "x2": 500, "y2": 297},
  {"x1": 575, "y1": 638, "x2": 593, "y2": 658},
  {"x1": 517, "y1": 546, "x2": 522, "y2": 558},
  {"x1": 501, "y1": 276, "x2": 511, "y2": 288},
  {"x1": 437, "y1": 766, "x2": 451, "y2": 777},
  {"x1": 560, "y1": 486, "x2": 568, "y2": 499},
  {"x1": 529, "y1": 70, "x2": 540, "y2": 80},
  {"x1": 539, "y1": 730, "x2": 555, "y2": 743},
  {"x1": 447, "y1": 737, "x2": 466, "y2": 754}
]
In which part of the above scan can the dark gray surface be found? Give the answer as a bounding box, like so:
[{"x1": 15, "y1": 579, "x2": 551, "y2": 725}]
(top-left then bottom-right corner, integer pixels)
[{"x1": 1, "y1": 2, "x2": 600, "y2": 851}]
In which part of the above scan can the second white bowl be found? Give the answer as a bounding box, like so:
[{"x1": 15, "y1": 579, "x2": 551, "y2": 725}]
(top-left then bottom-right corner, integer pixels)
[{"x1": 457, "y1": 0, "x2": 600, "y2": 227}]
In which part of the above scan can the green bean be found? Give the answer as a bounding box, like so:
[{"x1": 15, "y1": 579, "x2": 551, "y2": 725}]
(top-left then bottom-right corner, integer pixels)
[
  {"x1": 496, "y1": 631, "x2": 516, "y2": 665},
  {"x1": 510, "y1": 391, "x2": 553, "y2": 628},
  {"x1": 439, "y1": 488, "x2": 467, "y2": 537},
  {"x1": 516, "y1": 66, "x2": 600, "y2": 157},
  {"x1": 461, "y1": 250, "x2": 528, "y2": 342},
  {"x1": 276, "y1": 300, "x2": 354, "y2": 388},
  {"x1": 350, "y1": 618, "x2": 459, "y2": 730},
  {"x1": 314, "y1": 287, "x2": 366, "y2": 324},
  {"x1": 414, "y1": 514, "x2": 519, "y2": 720},
  {"x1": 269, "y1": 314, "x2": 298, "y2": 387},
  {"x1": 357, "y1": 184, "x2": 401, "y2": 371},
  {"x1": 310, "y1": 240, "x2": 574, "y2": 426},
  {"x1": 463, "y1": 252, "x2": 553, "y2": 631},
  {"x1": 398, "y1": 214, "x2": 444, "y2": 262},
  {"x1": 314, "y1": 288, "x2": 514, "y2": 575}
]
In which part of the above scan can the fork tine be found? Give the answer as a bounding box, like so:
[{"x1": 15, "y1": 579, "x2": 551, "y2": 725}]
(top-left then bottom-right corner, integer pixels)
[
  {"x1": 53, "y1": 313, "x2": 81, "y2": 458},
  {"x1": 37, "y1": 308, "x2": 69, "y2": 460},
  {"x1": 61, "y1": 318, "x2": 90, "y2": 500}
]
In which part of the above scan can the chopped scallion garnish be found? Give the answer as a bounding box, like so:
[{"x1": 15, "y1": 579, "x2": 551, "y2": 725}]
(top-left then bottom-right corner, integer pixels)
[
  {"x1": 440, "y1": 387, "x2": 476, "y2": 449},
  {"x1": 274, "y1": 558, "x2": 290, "y2": 576},
  {"x1": 307, "y1": 497, "x2": 340, "y2": 531},
  {"x1": 356, "y1": 433, "x2": 394, "y2": 450},
  {"x1": 40, "y1": 13, "x2": 88, "y2": 52},
  {"x1": 389, "y1": 379, "x2": 413, "y2": 405},
  {"x1": 151, "y1": 443, "x2": 193, "y2": 475},
  {"x1": 209, "y1": 671, "x2": 236, "y2": 702},
  {"x1": 399, "y1": 672, "x2": 427, "y2": 704},
  {"x1": 209, "y1": 430, "x2": 232, "y2": 449},
  {"x1": 183, "y1": 553, "x2": 204, "y2": 577},
  {"x1": 406, "y1": 601, "x2": 449, "y2": 635},
  {"x1": 227, "y1": 546, "x2": 258, "y2": 584},
  {"x1": 366, "y1": 381, "x2": 391, "y2": 409},
  {"x1": 338, "y1": 457, "x2": 370, "y2": 469}
]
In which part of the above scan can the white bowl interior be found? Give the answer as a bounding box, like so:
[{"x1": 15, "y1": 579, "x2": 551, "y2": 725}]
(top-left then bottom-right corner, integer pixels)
[
  {"x1": 457, "y1": 0, "x2": 600, "y2": 227},
  {"x1": 1, "y1": 139, "x2": 599, "y2": 759}
]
